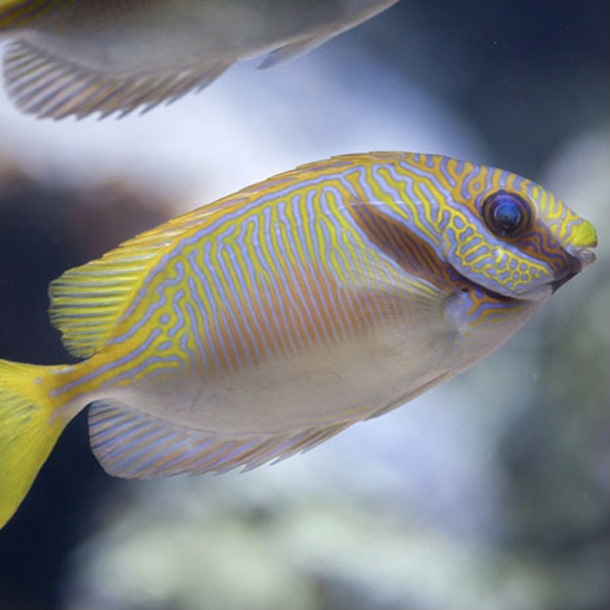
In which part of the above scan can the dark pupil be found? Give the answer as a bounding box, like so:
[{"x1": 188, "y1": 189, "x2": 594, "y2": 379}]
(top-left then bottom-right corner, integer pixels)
[
  {"x1": 492, "y1": 198, "x2": 523, "y2": 234},
  {"x1": 482, "y1": 191, "x2": 531, "y2": 238}
]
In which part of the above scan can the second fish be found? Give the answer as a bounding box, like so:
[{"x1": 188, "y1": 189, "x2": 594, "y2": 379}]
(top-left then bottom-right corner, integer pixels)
[{"x1": 0, "y1": 0, "x2": 398, "y2": 118}]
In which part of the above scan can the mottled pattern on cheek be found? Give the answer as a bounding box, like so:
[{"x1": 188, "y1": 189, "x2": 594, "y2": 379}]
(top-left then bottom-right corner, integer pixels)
[
  {"x1": 513, "y1": 224, "x2": 576, "y2": 278},
  {"x1": 440, "y1": 204, "x2": 551, "y2": 295}
]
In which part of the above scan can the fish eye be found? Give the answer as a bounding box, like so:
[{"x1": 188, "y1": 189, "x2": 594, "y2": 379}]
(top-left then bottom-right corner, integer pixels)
[{"x1": 481, "y1": 191, "x2": 532, "y2": 238}]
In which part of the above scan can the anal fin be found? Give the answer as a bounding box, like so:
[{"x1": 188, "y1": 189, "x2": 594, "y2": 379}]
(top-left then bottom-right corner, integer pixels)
[
  {"x1": 89, "y1": 401, "x2": 349, "y2": 479},
  {"x1": 3, "y1": 41, "x2": 232, "y2": 119}
]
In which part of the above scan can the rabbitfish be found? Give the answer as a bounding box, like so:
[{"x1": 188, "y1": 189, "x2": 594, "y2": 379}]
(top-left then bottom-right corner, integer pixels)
[
  {"x1": 0, "y1": 152, "x2": 597, "y2": 528},
  {"x1": 0, "y1": 0, "x2": 398, "y2": 119}
]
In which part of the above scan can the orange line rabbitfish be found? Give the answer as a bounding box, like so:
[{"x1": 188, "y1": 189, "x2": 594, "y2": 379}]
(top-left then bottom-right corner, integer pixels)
[
  {"x1": 0, "y1": 152, "x2": 597, "y2": 528},
  {"x1": 0, "y1": 0, "x2": 398, "y2": 119}
]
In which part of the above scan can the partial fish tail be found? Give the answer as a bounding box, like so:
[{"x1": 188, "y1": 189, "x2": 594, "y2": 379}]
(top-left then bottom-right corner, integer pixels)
[{"x1": 0, "y1": 358, "x2": 68, "y2": 529}]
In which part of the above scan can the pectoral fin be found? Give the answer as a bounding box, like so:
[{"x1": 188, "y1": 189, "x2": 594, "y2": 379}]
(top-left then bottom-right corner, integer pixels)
[
  {"x1": 330, "y1": 201, "x2": 454, "y2": 312},
  {"x1": 3, "y1": 41, "x2": 232, "y2": 119},
  {"x1": 258, "y1": 34, "x2": 329, "y2": 69}
]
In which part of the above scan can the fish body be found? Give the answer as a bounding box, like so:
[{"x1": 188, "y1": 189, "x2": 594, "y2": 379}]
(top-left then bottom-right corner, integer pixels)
[
  {"x1": 0, "y1": 152, "x2": 597, "y2": 528},
  {"x1": 0, "y1": 0, "x2": 398, "y2": 118}
]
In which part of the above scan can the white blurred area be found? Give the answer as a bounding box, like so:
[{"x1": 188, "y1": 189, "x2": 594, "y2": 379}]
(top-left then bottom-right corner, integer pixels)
[
  {"x1": 0, "y1": 38, "x2": 484, "y2": 208},
  {"x1": 0, "y1": 13, "x2": 608, "y2": 610}
]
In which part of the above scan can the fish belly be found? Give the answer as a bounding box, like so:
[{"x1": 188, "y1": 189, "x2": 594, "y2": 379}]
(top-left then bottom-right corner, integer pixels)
[{"x1": 103, "y1": 314, "x2": 453, "y2": 437}]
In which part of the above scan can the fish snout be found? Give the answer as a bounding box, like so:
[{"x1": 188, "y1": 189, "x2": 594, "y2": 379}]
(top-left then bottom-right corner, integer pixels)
[{"x1": 550, "y1": 216, "x2": 597, "y2": 293}]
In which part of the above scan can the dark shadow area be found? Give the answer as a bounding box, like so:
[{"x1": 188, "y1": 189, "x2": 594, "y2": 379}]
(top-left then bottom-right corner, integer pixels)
[{"x1": 0, "y1": 161, "x2": 171, "y2": 610}]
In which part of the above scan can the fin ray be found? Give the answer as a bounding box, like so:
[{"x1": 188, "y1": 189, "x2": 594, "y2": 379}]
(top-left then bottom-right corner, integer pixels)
[
  {"x1": 47, "y1": 198, "x2": 223, "y2": 358},
  {"x1": 3, "y1": 41, "x2": 232, "y2": 119},
  {"x1": 334, "y1": 201, "x2": 454, "y2": 306},
  {"x1": 89, "y1": 401, "x2": 350, "y2": 479},
  {"x1": 0, "y1": 359, "x2": 66, "y2": 529}
]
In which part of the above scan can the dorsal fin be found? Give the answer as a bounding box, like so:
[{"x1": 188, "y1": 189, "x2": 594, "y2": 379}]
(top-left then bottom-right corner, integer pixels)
[
  {"x1": 47, "y1": 162, "x2": 309, "y2": 359},
  {"x1": 3, "y1": 41, "x2": 232, "y2": 119},
  {"x1": 89, "y1": 400, "x2": 349, "y2": 479},
  {"x1": 49, "y1": 235, "x2": 160, "y2": 358},
  {"x1": 48, "y1": 201, "x2": 219, "y2": 358}
]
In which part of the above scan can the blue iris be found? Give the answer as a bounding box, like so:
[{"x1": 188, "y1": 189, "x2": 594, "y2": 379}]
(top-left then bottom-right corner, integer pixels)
[{"x1": 482, "y1": 191, "x2": 531, "y2": 238}]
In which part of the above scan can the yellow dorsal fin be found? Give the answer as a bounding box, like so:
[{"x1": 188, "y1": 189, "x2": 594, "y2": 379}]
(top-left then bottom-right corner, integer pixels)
[
  {"x1": 50, "y1": 237, "x2": 158, "y2": 358},
  {"x1": 48, "y1": 201, "x2": 224, "y2": 358}
]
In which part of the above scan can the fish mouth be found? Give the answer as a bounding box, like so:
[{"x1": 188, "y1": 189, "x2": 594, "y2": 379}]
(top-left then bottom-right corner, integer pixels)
[
  {"x1": 551, "y1": 270, "x2": 579, "y2": 293},
  {"x1": 551, "y1": 246, "x2": 596, "y2": 293}
]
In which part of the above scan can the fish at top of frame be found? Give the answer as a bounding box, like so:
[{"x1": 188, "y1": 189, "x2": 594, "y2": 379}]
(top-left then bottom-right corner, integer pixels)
[
  {"x1": 0, "y1": 151, "x2": 597, "y2": 529},
  {"x1": 0, "y1": 0, "x2": 399, "y2": 119}
]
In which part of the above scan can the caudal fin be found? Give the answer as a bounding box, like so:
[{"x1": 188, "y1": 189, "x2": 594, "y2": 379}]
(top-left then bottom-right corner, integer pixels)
[{"x1": 0, "y1": 359, "x2": 66, "y2": 529}]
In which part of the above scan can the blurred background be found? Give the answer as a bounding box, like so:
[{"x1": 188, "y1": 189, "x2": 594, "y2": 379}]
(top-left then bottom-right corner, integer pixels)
[{"x1": 0, "y1": 1, "x2": 608, "y2": 609}]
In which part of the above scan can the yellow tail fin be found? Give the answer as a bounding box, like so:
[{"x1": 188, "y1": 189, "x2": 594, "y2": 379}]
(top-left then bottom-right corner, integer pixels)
[{"x1": 0, "y1": 359, "x2": 66, "y2": 529}]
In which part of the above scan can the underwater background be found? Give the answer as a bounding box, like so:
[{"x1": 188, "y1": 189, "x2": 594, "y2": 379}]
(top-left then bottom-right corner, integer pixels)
[{"x1": 0, "y1": 0, "x2": 608, "y2": 609}]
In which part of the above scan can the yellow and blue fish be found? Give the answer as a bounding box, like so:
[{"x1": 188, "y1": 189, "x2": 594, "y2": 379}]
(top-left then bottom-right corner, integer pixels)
[
  {"x1": 0, "y1": 152, "x2": 597, "y2": 528},
  {"x1": 0, "y1": 0, "x2": 398, "y2": 119}
]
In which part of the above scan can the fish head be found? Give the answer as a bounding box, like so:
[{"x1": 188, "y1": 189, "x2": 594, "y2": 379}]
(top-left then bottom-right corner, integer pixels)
[{"x1": 440, "y1": 163, "x2": 597, "y2": 301}]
